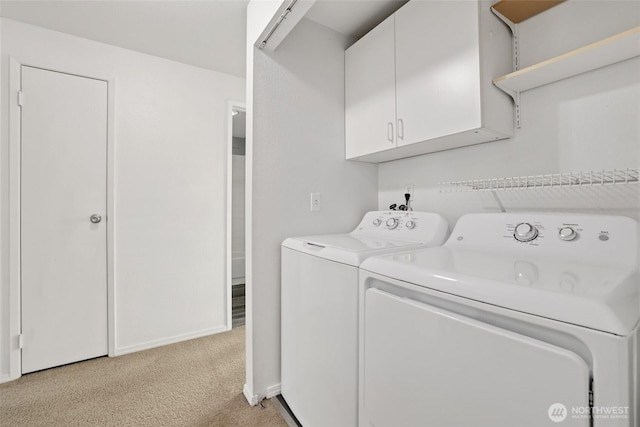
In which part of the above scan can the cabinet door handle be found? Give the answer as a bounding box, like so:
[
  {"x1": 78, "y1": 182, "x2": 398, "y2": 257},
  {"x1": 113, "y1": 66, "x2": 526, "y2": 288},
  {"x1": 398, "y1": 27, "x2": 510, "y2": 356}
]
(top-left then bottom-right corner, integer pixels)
[
  {"x1": 397, "y1": 118, "x2": 404, "y2": 141},
  {"x1": 387, "y1": 122, "x2": 394, "y2": 143}
]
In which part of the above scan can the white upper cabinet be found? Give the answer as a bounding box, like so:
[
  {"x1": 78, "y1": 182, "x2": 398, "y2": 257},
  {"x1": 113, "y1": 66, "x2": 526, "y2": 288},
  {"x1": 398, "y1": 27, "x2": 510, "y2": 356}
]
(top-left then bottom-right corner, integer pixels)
[
  {"x1": 345, "y1": 0, "x2": 514, "y2": 163},
  {"x1": 345, "y1": 15, "x2": 396, "y2": 159},
  {"x1": 395, "y1": 1, "x2": 482, "y2": 146}
]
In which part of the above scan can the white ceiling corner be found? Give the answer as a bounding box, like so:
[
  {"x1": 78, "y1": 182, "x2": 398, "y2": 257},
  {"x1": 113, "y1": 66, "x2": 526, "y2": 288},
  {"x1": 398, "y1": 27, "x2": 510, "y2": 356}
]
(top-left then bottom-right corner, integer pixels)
[
  {"x1": 305, "y1": 0, "x2": 408, "y2": 41},
  {"x1": 0, "y1": 0, "x2": 250, "y2": 77},
  {"x1": 0, "y1": 0, "x2": 410, "y2": 77}
]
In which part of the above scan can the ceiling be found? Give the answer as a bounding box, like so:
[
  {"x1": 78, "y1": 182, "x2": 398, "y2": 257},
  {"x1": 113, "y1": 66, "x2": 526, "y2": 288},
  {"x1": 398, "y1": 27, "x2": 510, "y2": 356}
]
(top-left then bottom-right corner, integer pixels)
[
  {"x1": 305, "y1": 0, "x2": 408, "y2": 43},
  {"x1": 0, "y1": 0, "x2": 249, "y2": 77},
  {"x1": 0, "y1": 0, "x2": 408, "y2": 78}
]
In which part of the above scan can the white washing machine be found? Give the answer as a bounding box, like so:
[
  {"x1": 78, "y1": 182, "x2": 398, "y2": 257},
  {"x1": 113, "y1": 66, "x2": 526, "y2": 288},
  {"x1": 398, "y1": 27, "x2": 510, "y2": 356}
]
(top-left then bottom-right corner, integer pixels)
[
  {"x1": 281, "y1": 211, "x2": 449, "y2": 427},
  {"x1": 359, "y1": 213, "x2": 639, "y2": 427}
]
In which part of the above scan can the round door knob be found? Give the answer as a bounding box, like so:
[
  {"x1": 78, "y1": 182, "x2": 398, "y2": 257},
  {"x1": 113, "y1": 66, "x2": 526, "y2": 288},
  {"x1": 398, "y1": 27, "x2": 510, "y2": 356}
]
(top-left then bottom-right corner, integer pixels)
[
  {"x1": 90, "y1": 214, "x2": 102, "y2": 224},
  {"x1": 514, "y1": 222, "x2": 538, "y2": 242},
  {"x1": 405, "y1": 220, "x2": 416, "y2": 229},
  {"x1": 558, "y1": 227, "x2": 577, "y2": 241},
  {"x1": 386, "y1": 218, "x2": 399, "y2": 229}
]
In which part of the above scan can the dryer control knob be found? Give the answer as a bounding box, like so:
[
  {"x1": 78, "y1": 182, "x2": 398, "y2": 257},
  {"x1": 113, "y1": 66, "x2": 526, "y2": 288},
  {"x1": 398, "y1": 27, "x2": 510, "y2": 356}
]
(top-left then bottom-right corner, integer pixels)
[
  {"x1": 373, "y1": 218, "x2": 382, "y2": 227},
  {"x1": 386, "y1": 218, "x2": 399, "y2": 229},
  {"x1": 405, "y1": 220, "x2": 416, "y2": 229},
  {"x1": 514, "y1": 223, "x2": 538, "y2": 242},
  {"x1": 558, "y1": 227, "x2": 577, "y2": 241}
]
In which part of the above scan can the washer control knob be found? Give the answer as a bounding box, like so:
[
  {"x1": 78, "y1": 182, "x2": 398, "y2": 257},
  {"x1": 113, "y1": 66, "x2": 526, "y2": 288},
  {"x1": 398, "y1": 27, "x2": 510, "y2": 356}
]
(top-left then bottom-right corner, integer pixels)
[
  {"x1": 373, "y1": 218, "x2": 382, "y2": 227},
  {"x1": 514, "y1": 223, "x2": 538, "y2": 242},
  {"x1": 558, "y1": 227, "x2": 577, "y2": 241},
  {"x1": 405, "y1": 220, "x2": 416, "y2": 230},
  {"x1": 386, "y1": 218, "x2": 399, "y2": 230}
]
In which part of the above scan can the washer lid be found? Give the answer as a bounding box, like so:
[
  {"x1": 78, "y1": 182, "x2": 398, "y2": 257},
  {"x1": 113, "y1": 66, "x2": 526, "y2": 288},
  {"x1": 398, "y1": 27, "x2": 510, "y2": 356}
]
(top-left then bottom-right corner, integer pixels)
[
  {"x1": 360, "y1": 247, "x2": 639, "y2": 336},
  {"x1": 283, "y1": 234, "x2": 425, "y2": 266}
]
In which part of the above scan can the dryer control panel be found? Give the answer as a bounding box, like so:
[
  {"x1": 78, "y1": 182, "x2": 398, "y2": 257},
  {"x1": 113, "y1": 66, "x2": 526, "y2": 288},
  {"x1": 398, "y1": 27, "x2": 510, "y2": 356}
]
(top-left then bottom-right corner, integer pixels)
[{"x1": 446, "y1": 213, "x2": 638, "y2": 266}]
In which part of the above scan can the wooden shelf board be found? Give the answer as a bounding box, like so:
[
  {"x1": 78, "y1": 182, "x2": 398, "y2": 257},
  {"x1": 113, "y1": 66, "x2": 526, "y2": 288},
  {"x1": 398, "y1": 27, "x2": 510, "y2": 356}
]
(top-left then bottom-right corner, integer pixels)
[
  {"x1": 492, "y1": 0, "x2": 566, "y2": 24},
  {"x1": 493, "y1": 26, "x2": 640, "y2": 93}
]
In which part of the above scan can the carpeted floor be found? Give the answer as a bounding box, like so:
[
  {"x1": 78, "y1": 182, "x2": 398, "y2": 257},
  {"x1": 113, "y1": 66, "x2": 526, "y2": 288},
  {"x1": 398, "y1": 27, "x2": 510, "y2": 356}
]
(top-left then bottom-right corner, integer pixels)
[{"x1": 0, "y1": 326, "x2": 287, "y2": 427}]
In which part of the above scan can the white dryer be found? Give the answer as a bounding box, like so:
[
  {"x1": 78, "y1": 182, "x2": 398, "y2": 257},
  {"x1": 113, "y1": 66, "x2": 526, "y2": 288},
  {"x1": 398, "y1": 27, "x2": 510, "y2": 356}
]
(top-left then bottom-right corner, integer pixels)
[
  {"x1": 359, "y1": 213, "x2": 639, "y2": 427},
  {"x1": 281, "y1": 211, "x2": 449, "y2": 427}
]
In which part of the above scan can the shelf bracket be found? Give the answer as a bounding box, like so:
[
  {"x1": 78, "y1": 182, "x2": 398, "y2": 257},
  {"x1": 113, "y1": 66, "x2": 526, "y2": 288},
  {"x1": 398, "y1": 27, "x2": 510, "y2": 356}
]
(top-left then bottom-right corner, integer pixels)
[
  {"x1": 501, "y1": 88, "x2": 521, "y2": 129},
  {"x1": 493, "y1": 79, "x2": 521, "y2": 128},
  {"x1": 491, "y1": 6, "x2": 521, "y2": 128},
  {"x1": 491, "y1": 6, "x2": 520, "y2": 71}
]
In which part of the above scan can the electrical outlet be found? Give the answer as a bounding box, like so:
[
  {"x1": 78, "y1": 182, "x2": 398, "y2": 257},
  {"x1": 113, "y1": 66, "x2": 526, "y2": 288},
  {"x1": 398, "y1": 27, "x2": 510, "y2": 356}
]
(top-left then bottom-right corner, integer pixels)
[
  {"x1": 310, "y1": 192, "x2": 321, "y2": 212},
  {"x1": 404, "y1": 184, "x2": 414, "y2": 198}
]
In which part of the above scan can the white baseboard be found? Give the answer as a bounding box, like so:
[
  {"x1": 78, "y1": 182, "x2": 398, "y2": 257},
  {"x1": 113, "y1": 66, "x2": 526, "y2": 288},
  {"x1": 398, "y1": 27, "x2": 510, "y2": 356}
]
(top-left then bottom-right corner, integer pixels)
[
  {"x1": 265, "y1": 383, "x2": 281, "y2": 399},
  {"x1": 0, "y1": 370, "x2": 22, "y2": 384},
  {"x1": 114, "y1": 325, "x2": 228, "y2": 356},
  {"x1": 243, "y1": 382, "x2": 281, "y2": 406},
  {"x1": 243, "y1": 383, "x2": 260, "y2": 406}
]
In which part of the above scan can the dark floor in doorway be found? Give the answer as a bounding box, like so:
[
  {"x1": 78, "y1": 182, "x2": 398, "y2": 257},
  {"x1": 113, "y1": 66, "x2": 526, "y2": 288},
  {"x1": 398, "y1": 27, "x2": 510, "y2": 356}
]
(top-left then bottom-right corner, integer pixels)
[{"x1": 232, "y1": 283, "x2": 245, "y2": 328}]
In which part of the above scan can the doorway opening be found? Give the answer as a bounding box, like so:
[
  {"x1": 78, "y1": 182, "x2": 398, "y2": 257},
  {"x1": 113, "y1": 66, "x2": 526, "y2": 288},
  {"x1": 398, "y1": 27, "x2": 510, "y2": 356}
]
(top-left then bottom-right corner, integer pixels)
[{"x1": 227, "y1": 102, "x2": 246, "y2": 329}]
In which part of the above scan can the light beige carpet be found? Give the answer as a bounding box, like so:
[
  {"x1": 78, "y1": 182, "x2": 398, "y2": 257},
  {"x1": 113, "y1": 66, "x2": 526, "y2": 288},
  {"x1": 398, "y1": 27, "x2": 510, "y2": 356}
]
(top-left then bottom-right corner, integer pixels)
[{"x1": 0, "y1": 326, "x2": 287, "y2": 427}]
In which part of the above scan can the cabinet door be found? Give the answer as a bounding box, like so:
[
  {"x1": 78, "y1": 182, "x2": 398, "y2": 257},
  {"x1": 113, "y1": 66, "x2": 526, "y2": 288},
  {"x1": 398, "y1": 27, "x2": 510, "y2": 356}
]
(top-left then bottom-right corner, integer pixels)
[
  {"x1": 395, "y1": 1, "x2": 482, "y2": 146},
  {"x1": 345, "y1": 15, "x2": 396, "y2": 159}
]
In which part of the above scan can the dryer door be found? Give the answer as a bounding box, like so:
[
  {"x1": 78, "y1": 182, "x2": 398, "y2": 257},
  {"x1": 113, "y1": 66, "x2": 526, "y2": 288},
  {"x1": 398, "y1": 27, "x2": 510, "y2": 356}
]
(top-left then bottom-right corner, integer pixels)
[{"x1": 361, "y1": 288, "x2": 590, "y2": 427}]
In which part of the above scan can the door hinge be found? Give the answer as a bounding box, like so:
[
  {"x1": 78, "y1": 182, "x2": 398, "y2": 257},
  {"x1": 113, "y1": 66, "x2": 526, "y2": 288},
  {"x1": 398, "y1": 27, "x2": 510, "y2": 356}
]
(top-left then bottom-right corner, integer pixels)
[
  {"x1": 17, "y1": 91, "x2": 24, "y2": 107},
  {"x1": 18, "y1": 334, "x2": 24, "y2": 349}
]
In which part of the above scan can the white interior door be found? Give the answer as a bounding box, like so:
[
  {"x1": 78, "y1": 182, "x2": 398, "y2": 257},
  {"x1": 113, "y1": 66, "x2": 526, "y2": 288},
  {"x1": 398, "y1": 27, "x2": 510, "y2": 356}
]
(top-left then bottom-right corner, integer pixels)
[
  {"x1": 21, "y1": 66, "x2": 108, "y2": 374},
  {"x1": 362, "y1": 288, "x2": 591, "y2": 427}
]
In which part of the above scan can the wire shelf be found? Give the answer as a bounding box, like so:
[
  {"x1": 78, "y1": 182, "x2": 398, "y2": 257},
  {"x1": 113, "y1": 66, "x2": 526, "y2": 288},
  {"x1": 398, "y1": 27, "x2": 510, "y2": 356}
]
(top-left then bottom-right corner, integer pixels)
[{"x1": 439, "y1": 168, "x2": 639, "y2": 193}]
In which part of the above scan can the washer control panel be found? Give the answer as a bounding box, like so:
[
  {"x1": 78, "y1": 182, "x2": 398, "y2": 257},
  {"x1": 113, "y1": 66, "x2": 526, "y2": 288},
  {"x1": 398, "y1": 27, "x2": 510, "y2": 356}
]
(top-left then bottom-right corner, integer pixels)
[
  {"x1": 354, "y1": 211, "x2": 449, "y2": 243},
  {"x1": 385, "y1": 217, "x2": 399, "y2": 229},
  {"x1": 447, "y1": 213, "x2": 637, "y2": 265},
  {"x1": 368, "y1": 212, "x2": 421, "y2": 231}
]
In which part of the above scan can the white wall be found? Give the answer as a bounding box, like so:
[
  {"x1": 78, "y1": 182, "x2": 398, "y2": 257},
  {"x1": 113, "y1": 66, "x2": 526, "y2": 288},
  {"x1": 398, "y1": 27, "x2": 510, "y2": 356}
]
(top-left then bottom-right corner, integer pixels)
[
  {"x1": 244, "y1": 8, "x2": 378, "y2": 400},
  {"x1": 0, "y1": 4, "x2": 4, "y2": 382},
  {"x1": 0, "y1": 18, "x2": 245, "y2": 380},
  {"x1": 245, "y1": 0, "x2": 285, "y2": 402},
  {"x1": 379, "y1": 1, "x2": 640, "y2": 225}
]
